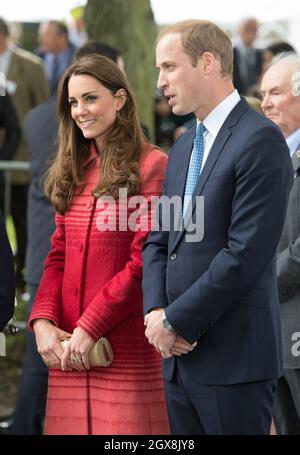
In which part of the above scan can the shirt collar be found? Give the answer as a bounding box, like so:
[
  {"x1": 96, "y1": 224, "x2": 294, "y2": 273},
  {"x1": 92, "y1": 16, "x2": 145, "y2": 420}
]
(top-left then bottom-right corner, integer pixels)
[
  {"x1": 286, "y1": 128, "x2": 300, "y2": 157},
  {"x1": 199, "y1": 89, "x2": 241, "y2": 139}
]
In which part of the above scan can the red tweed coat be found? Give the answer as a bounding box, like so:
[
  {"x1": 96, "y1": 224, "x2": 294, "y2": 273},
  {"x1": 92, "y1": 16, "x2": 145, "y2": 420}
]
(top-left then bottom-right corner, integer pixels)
[{"x1": 29, "y1": 142, "x2": 170, "y2": 435}]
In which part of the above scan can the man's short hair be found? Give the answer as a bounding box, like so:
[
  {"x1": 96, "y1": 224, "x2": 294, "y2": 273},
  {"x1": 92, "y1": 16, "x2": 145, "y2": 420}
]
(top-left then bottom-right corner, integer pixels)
[
  {"x1": 48, "y1": 20, "x2": 69, "y2": 37},
  {"x1": 157, "y1": 19, "x2": 233, "y2": 77},
  {"x1": 75, "y1": 41, "x2": 122, "y2": 63},
  {"x1": 266, "y1": 41, "x2": 296, "y2": 57}
]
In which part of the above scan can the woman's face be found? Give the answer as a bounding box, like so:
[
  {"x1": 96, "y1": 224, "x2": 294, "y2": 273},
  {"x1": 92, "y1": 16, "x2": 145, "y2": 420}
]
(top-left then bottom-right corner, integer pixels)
[{"x1": 68, "y1": 74, "x2": 126, "y2": 149}]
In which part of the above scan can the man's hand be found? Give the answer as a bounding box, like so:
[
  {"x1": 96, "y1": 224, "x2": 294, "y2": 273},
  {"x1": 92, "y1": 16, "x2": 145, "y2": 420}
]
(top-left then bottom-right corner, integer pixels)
[
  {"x1": 144, "y1": 308, "x2": 177, "y2": 358},
  {"x1": 33, "y1": 318, "x2": 73, "y2": 370},
  {"x1": 144, "y1": 310, "x2": 198, "y2": 358},
  {"x1": 170, "y1": 336, "x2": 197, "y2": 356}
]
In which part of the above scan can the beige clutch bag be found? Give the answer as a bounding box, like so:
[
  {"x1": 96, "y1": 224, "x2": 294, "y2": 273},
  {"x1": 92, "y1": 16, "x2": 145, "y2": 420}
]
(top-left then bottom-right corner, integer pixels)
[{"x1": 60, "y1": 337, "x2": 113, "y2": 367}]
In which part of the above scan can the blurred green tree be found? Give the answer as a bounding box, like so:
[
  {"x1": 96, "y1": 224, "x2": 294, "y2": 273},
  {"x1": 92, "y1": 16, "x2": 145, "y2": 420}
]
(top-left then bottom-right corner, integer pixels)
[{"x1": 85, "y1": 0, "x2": 157, "y2": 138}]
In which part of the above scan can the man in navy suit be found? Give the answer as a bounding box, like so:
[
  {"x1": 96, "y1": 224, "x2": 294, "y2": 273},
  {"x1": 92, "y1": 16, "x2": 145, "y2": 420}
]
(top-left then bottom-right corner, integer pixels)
[
  {"x1": 0, "y1": 210, "x2": 15, "y2": 331},
  {"x1": 142, "y1": 19, "x2": 293, "y2": 435}
]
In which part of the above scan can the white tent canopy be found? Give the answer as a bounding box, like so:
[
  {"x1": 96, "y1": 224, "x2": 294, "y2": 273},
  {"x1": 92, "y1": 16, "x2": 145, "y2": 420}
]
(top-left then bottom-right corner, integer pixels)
[
  {"x1": 1, "y1": 0, "x2": 300, "y2": 51},
  {"x1": 1, "y1": 0, "x2": 86, "y2": 22},
  {"x1": 1, "y1": 0, "x2": 300, "y2": 24},
  {"x1": 150, "y1": 0, "x2": 300, "y2": 24}
]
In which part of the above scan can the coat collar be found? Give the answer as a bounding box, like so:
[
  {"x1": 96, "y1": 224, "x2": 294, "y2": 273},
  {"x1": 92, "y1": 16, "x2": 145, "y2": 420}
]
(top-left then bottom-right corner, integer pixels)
[{"x1": 83, "y1": 141, "x2": 99, "y2": 168}]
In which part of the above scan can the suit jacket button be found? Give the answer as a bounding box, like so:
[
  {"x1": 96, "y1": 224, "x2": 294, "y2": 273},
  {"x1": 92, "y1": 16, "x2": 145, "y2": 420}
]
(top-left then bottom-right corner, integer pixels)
[{"x1": 170, "y1": 253, "x2": 177, "y2": 261}]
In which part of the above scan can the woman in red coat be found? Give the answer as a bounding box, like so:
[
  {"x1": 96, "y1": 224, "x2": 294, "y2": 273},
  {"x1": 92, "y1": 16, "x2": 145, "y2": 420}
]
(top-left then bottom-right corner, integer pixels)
[{"x1": 29, "y1": 55, "x2": 170, "y2": 435}]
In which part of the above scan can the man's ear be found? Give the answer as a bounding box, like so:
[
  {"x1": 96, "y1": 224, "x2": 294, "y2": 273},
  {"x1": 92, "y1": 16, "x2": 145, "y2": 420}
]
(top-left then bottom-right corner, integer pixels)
[
  {"x1": 200, "y1": 51, "x2": 215, "y2": 74},
  {"x1": 115, "y1": 88, "x2": 127, "y2": 111}
]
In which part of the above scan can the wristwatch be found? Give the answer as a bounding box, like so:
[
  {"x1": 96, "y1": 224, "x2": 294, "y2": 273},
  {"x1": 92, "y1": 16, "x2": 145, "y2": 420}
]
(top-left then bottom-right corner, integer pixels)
[{"x1": 162, "y1": 312, "x2": 174, "y2": 331}]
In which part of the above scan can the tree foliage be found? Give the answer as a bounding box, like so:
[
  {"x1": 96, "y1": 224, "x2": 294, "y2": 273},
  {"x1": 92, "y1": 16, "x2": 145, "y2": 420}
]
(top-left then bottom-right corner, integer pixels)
[{"x1": 85, "y1": 0, "x2": 157, "y2": 136}]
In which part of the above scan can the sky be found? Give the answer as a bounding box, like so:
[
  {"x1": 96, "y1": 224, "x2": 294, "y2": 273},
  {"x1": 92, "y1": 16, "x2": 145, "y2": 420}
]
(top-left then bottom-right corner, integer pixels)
[
  {"x1": 1, "y1": 0, "x2": 300, "y2": 23},
  {"x1": 150, "y1": 0, "x2": 300, "y2": 24}
]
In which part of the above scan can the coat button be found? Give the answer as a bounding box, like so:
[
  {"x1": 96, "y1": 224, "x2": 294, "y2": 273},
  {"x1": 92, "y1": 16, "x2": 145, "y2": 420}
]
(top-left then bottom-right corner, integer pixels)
[
  {"x1": 78, "y1": 241, "x2": 83, "y2": 252},
  {"x1": 86, "y1": 199, "x2": 92, "y2": 208},
  {"x1": 170, "y1": 253, "x2": 177, "y2": 261},
  {"x1": 74, "y1": 287, "x2": 79, "y2": 296}
]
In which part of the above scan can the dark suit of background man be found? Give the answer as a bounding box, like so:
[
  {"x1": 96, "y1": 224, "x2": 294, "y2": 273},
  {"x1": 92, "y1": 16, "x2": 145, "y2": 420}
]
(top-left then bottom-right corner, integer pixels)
[
  {"x1": 0, "y1": 210, "x2": 15, "y2": 331},
  {"x1": 261, "y1": 54, "x2": 300, "y2": 435},
  {"x1": 143, "y1": 19, "x2": 293, "y2": 435},
  {"x1": 0, "y1": 90, "x2": 21, "y2": 212},
  {"x1": 0, "y1": 17, "x2": 49, "y2": 293},
  {"x1": 12, "y1": 99, "x2": 57, "y2": 435},
  {"x1": 233, "y1": 17, "x2": 263, "y2": 95}
]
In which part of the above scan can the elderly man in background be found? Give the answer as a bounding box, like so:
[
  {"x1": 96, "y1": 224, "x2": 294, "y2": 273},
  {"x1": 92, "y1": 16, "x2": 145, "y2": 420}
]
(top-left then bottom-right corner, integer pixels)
[{"x1": 261, "y1": 54, "x2": 300, "y2": 435}]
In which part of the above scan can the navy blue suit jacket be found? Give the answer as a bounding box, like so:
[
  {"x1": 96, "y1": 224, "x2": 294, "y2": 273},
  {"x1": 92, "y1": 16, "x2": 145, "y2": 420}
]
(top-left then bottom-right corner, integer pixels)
[
  {"x1": 142, "y1": 98, "x2": 293, "y2": 385},
  {"x1": 0, "y1": 210, "x2": 15, "y2": 330}
]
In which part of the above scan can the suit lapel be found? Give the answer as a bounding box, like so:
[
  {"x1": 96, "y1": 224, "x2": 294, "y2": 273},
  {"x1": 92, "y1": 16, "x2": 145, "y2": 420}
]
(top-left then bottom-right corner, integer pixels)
[
  {"x1": 7, "y1": 52, "x2": 19, "y2": 82},
  {"x1": 174, "y1": 126, "x2": 196, "y2": 201},
  {"x1": 191, "y1": 129, "x2": 232, "y2": 210},
  {"x1": 291, "y1": 145, "x2": 300, "y2": 172},
  {"x1": 171, "y1": 98, "x2": 249, "y2": 252}
]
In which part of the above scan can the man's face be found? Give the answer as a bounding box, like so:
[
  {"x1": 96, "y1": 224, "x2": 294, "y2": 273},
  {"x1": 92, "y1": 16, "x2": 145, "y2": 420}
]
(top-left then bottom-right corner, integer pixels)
[
  {"x1": 156, "y1": 33, "x2": 205, "y2": 118},
  {"x1": 239, "y1": 19, "x2": 258, "y2": 47},
  {"x1": 261, "y1": 63, "x2": 300, "y2": 137},
  {"x1": 38, "y1": 23, "x2": 60, "y2": 54}
]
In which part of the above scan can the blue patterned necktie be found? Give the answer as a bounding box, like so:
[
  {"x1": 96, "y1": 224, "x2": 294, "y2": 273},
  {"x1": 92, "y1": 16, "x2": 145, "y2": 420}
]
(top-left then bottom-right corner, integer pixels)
[{"x1": 183, "y1": 122, "x2": 206, "y2": 216}]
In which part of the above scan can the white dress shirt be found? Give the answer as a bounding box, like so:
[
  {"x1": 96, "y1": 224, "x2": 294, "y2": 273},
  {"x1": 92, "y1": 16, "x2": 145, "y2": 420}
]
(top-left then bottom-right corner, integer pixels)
[
  {"x1": 286, "y1": 128, "x2": 300, "y2": 157},
  {"x1": 196, "y1": 89, "x2": 241, "y2": 173}
]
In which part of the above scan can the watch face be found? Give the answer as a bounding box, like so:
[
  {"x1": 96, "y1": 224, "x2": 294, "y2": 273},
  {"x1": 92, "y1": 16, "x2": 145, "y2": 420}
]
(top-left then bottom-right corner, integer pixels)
[{"x1": 162, "y1": 316, "x2": 173, "y2": 331}]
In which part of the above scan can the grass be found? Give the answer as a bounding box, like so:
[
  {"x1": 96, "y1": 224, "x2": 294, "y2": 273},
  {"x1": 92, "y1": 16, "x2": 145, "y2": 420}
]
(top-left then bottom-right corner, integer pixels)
[{"x1": 6, "y1": 215, "x2": 17, "y2": 253}]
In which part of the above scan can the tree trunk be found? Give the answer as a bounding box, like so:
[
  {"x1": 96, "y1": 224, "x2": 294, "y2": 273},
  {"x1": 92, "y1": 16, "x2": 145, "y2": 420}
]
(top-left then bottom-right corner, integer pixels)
[{"x1": 85, "y1": 0, "x2": 157, "y2": 138}]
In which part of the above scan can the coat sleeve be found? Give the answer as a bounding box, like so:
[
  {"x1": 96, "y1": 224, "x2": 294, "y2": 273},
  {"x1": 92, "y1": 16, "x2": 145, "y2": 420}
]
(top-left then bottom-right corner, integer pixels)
[
  {"x1": 277, "y1": 235, "x2": 300, "y2": 302},
  {"x1": 0, "y1": 211, "x2": 15, "y2": 331},
  {"x1": 142, "y1": 171, "x2": 170, "y2": 316},
  {"x1": 76, "y1": 148, "x2": 168, "y2": 340},
  {"x1": 28, "y1": 213, "x2": 65, "y2": 329}
]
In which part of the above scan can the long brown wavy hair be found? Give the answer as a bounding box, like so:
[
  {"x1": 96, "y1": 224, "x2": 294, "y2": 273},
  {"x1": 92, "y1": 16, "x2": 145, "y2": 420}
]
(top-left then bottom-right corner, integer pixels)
[{"x1": 45, "y1": 54, "x2": 144, "y2": 214}]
